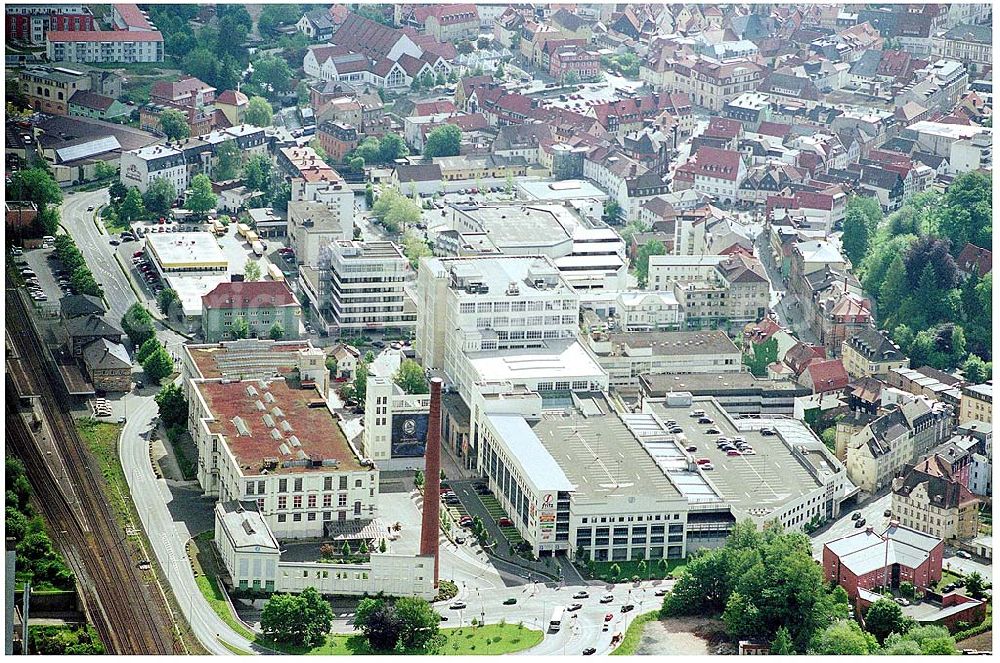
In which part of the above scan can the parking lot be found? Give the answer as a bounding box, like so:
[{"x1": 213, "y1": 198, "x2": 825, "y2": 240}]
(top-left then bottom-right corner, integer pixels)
[{"x1": 17, "y1": 244, "x2": 76, "y2": 306}]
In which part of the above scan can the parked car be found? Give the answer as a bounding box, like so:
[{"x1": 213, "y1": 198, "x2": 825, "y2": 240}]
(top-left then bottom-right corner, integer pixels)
[
  {"x1": 685, "y1": 445, "x2": 697, "y2": 452},
  {"x1": 654, "y1": 589, "x2": 668, "y2": 597},
  {"x1": 582, "y1": 648, "x2": 596, "y2": 656},
  {"x1": 567, "y1": 603, "x2": 583, "y2": 612},
  {"x1": 450, "y1": 601, "x2": 466, "y2": 610},
  {"x1": 620, "y1": 604, "x2": 634, "y2": 613},
  {"x1": 604, "y1": 613, "x2": 614, "y2": 622},
  {"x1": 573, "y1": 591, "x2": 589, "y2": 599},
  {"x1": 851, "y1": 511, "x2": 862, "y2": 521},
  {"x1": 600, "y1": 595, "x2": 614, "y2": 604},
  {"x1": 956, "y1": 550, "x2": 972, "y2": 559},
  {"x1": 706, "y1": 427, "x2": 721, "y2": 435},
  {"x1": 498, "y1": 517, "x2": 513, "y2": 527},
  {"x1": 503, "y1": 598, "x2": 517, "y2": 605},
  {"x1": 854, "y1": 518, "x2": 866, "y2": 528}
]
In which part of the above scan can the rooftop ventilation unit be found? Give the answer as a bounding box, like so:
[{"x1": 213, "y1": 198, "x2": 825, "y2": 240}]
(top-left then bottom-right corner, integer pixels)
[
  {"x1": 289, "y1": 435, "x2": 301, "y2": 447},
  {"x1": 255, "y1": 400, "x2": 266, "y2": 411},
  {"x1": 262, "y1": 414, "x2": 275, "y2": 428},
  {"x1": 280, "y1": 420, "x2": 293, "y2": 433},
  {"x1": 271, "y1": 406, "x2": 284, "y2": 418},
  {"x1": 233, "y1": 416, "x2": 250, "y2": 436},
  {"x1": 264, "y1": 392, "x2": 276, "y2": 403},
  {"x1": 278, "y1": 443, "x2": 291, "y2": 455},
  {"x1": 270, "y1": 428, "x2": 283, "y2": 440},
  {"x1": 246, "y1": 385, "x2": 258, "y2": 398}
]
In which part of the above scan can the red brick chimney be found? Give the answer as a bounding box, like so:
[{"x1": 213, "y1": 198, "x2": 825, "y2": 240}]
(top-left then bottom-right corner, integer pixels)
[{"x1": 419, "y1": 377, "x2": 443, "y2": 587}]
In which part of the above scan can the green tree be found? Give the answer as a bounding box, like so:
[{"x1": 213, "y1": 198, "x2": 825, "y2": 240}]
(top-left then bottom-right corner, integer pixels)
[
  {"x1": 121, "y1": 302, "x2": 155, "y2": 348},
  {"x1": 70, "y1": 267, "x2": 103, "y2": 297},
  {"x1": 961, "y1": 355, "x2": 991, "y2": 384},
  {"x1": 37, "y1": 206, "x2": 60, "y2": 236},
  {"x1": 964, "y1": 571, "x2": 987, "y2": 599},
  {"x1": 897, "y1": 625, "x2": 958, "y2": 655},
  {"x1": 378, "y1": 133, "x2": 409, "y2": 163},
  {"x1": 808, "y1": 620, "x2": 878, "y2": 654},
  {"x1": 603, "y1": 200, "x2": 622, "y2": 224},
  {"x1": 365, "y1": 183, "x2": 375, "y2": 208},
  {"x1": 154, "y1": 383, "x2": 189, "y2": 429},
  {"x1": 244, "y1": 260, "x2": 262, "y2": 281},
  {"x1": 423, "y1": 124, "x2": 462, "y2": 158},
  {"x1": 309, "y1": 137, "x2": 328, "y2": 162},
  {"x1": 771, "y1": 626, "x2": 794, "y2": 655},
  {"x1": 214, "y1": 139, "x2": 242, "y2": 181},
  {"x1": 394, "y1": 596, "x2": 441, "y2": 651},
  {"x1": 258, "y1": 5, "x2": 301, "y2": 35},
  {"x1": 842, "y1": 205, "x2": 873, "y2": 265},
  {"x1": 157, "y1": 288, "x2": 180, "y2": 317},
  {"x1": 245, "y1": 96, "x2": 274, "y2": 127},
  {"x1": 182, "y1": 48, "x2": 218, "y2": 85},
  {"x1": 745, "y1": 337, "x2": 779, "y2": 377},
  {"x1": 394, "y1": 359, "x2": 428, "y2": 394},
  {"x1": 402, "y1": 230, "x2": 432, "y2": 269},
  {"x1": 141, "y1": 344, "x2": 174, "y2": 385},
  {"x1": 120, "y1": 187, "x2": 147, "y2": 223},
  {"x1": 863, "y1": 598, "x2": 911, "y2": 644},
  {"x1": 261, "y1": 588, "x2": 332, "y2": 647},
  {"x1": 142, "y1": 178, "x2": 177, "y2": 217},
  {"x1": 109, "y1": 181, "x2": 128, "y2": 207},
  {"x1": 186, "y1": 174, "x2": 217, "y2": 216},
  {"x1": 94, "y1": 161, "x2": 117, "y2": 180},
  {"x1": 881, "y1": 632, "x2": 923, "y2": 655},
  {"x1": 353, "y1": 597, "x2": 402, "y2": 651},
  {"x1": 878, "y1": 255, "x2": 908, "y2": 320},
  {"x1": 243, "y1": 153, "x2": 273, "y2": 192},
  {"x1": 136, "y1": 337, "x2": 160, "y2": 364},
  {"x1": 251, "y1": 56, "x2": 294, "y2": 100},
  {"x1": 268, "y1": 321, "x2": 284, "y2": 341},
  {"x1": 634, "y1": 239, "x2": 666, "y2": 287},
  {"x1": 230, "y1": 317, "x2": 249, "y2": 340},
  {"x1": 372, "y1": 187, "x2": 421, "y2": 233},
  {"x1": 936, "y1": 170, "x2": 992, "y2": 253},
  {"x1": 159, "y1": 108, "x2": 190, "y2": 141},
  {"x1": 6, "y1": 167, "x2": 63, "y2": 209},
  {"x1": 564, "y1": 70, "x2": 580, "y2": 85}
]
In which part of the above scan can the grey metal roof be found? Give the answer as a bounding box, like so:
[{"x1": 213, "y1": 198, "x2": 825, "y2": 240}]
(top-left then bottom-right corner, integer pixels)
[
  {"x1": 487, "y1": 413, "x2": 574, "y2": 493},
  {"x1": 55, "y1": 135, "x2": 121, "y2": 163}
]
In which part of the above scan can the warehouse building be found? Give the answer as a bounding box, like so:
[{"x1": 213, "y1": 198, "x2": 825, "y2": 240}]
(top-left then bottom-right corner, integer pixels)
[
  {"x1": 477, "y1": 392, "x2": 689, "y2": 560},
  {"x1": 639, "y1": 371, "x2": 810, "y2": 415}
]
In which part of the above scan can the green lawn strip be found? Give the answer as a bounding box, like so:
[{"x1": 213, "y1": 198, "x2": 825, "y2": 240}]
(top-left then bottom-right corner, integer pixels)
[
  {"x1": 74, "y1": 419, "x2": 133, "y2": 534},
  {"x1": 219, "y1": 639, "x2": 252, "y2": 656},
  {"x1": 610, "y1": 611, "x2": 658, "y2": 656},
  {"x1": 312, "y1": 623, "x2": 543, "y2": 656},
  {"x1": 102, "y1": 211, "x2": 129, "y2": 235},
  {"x1": 935, "y1": 569, "x2": 964, "y2": 592},
  {"x1": 585, "y1": 559, "x2": 686, "y2": 583}
]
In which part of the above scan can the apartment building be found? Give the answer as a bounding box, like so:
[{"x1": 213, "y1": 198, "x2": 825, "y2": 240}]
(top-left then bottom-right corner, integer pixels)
[
  {"x1": 6, "y1": 4, "x2": 94, "y2": 45},
  {"x1": 892, "y1": 458, "x2": 981, "y2": 542},
  {"x1": 19, "y1": 65, "x2": 92, "y2": 115},
  {"x1": 673, "y1": 147, "x2": 748, "y2": 205},
  {"x1": 846, "y1": 397, "x2": 953, "y2": 494},
  {"x1": 842, "y1": 327, "x2": 910, "y2": 379},
  {"x1": 656, "y1": 254, "x2": 768, "y2": 331},
  {"x1": 302, "y1": 241, "x2": 415, "y2": 336},
  {"x1": 643, "y1": 57, "x2": 763, "y2": 112},
  {"x1": 287, "y1": 201, "x2": 354, "y2": 268},
  {"x1": 959, "y1": 383, "x2": 992, "y2": 425},
  {"x1": 201, "y1": 281, "x2": 302, "y2": 344},
  {"x1": 931, "y1": 24, "x2": 992, "y2": 74},
  {"x1": 120, "y1": 144, "x2": 186, "y2": 195},
  {"x1": 585, "y1": 330, "x2": 741, "y2": 392},
  {"x1": 47, "y1": 29, "x2": 164, "y2": 64}
]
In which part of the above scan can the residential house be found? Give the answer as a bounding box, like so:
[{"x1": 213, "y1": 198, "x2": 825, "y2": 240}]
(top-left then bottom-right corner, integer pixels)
[
  {"x1": 201, "y1": 281, "x2": 302, "y2": 343},
  {"x1": 955, "y1": 243, "x2": 991, "y2": 280},
  {"x1": 68, "y1": 90, "x2": 129, "y2": 122},
  {"x1": 296, "y1": 8, "x2": 335, "y2": 41},
  {"x1": 81, "y1": 338, "x2": 132, "y2": 392},
  {"x1": 66, "y1": 314, "x2": 124, "y2": 356},
  {"x1": 892, "y1": 458, "x2": 981, "y2": 542},
  {"x1": 842, "y1": 327, "x2": 909, "y2": 379},
  {"x1": 959, "y1": 383, "x2": 991, "y2": 426},
  {"x1": 673, "y1": 147, "x2": 748, "y2": 205}
]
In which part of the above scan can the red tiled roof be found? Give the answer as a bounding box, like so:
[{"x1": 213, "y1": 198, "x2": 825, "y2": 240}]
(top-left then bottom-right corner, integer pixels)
[
  {"x1": 419, "y1": 4, "x2": 478, "y2": 26},
  {"x1": 151, "y1": 76, "x2": 214, "y2": 102},
  {"x1": 677, "y1": 146, "x2": 743, "y2": 182},
  {"x1": 114, "y1": 3, "x2": 153, "y2": 31},
  {"x1": 47, "y1": 29, "x2": 163, "y2": 42},
  {"x1": 805, "y1": 359, "x2": 849, "y2": 393},
  {"x1": 202, "y1": 281, "x2": 298, "y2": 310},
  {"x1": 198, "y1": 379, "x2": 361, "y2": 473},
  {"x1": 216, "y1": 89, "x2": 248, "y2": 106},
  {"x1": 69, "y1": 90, "x2": 116, "y2": 111},
  {"x1": 756, "y1": 121, "x2": 792, "y2": 139},
  {"x1": 957, "y1": 243, "x2": 992, "y2": 276},
  {"x1": 704, "y1": 116, "x2": 743, "y2": 140},
  {"x1": 331, "y1": 13, "x2": 410, "y2": 61}
]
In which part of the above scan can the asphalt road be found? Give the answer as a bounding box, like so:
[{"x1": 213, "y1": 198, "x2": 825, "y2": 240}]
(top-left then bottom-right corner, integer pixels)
[
  {"x1": 810, "y1": 492, "x2": 892, "y2": 559},
  {"x1": 119, "y1": 386, "x2": 263, "y2": 655}
]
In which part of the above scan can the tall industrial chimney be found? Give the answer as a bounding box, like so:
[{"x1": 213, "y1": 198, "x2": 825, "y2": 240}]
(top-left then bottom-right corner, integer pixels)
[{"x1": 419, "y1": 377, "x2": 443, "y2": 587}]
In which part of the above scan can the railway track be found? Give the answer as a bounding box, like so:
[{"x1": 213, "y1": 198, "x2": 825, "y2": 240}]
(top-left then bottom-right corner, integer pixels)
[{"x1": 6, "y1": 288, "x2": 177, "y2": 654}]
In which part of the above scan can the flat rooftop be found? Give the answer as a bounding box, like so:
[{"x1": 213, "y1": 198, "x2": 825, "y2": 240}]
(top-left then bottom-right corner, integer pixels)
[
  {"x1": 466, "y1": 339, "x2": 605, "y2": 384},
  {"x1": 147, "y1": 232, "x2": 228, "y2": 270},
  {"x1": 645, "y1": 398, "x2": 825, "y2": 518},
  {"x1": 186, "y1": 339, "x2": 315, "y2": 380},
  {"x1": 198, "y1": 378, "x2": 362, "y2": 474},
  {"x1": 600, "y1": 330, "x2": 740, "y2": 357},
  {"x1": 165, "y1": 273, "x2": 230, "y2": 317},
  {"x1": 529, "y1": 393, "x2": 682, "y2": 502},
  {"x1": 641, "y1": 372, "x2": 810, "y2": 396},
  {"x1": 459, "y1": 204, "x2": 573, "y2": 249},
  {"x1": 430, "y1": 255, "x2": 573, "y2": 296},
  {"x1": 517, "y1": 179, "x2": 609, "y2": 201}
]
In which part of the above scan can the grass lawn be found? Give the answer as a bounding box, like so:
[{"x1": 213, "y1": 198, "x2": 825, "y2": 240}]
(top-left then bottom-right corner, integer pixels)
[
  {"x1": 586, "y1": 559, "x2": 687, "y2": 583},
  {"x1": 102, "y1": 210, "x2": 130, "y2": 234},
  {"x1": 192, "y1": 533, "x2": 540, "y2": 656},
  {"x1": 610, "y1": 611, "x2": 658, "y2": 656},
  {"x1": 75, "y1": 419, "x2": 132, "y2": 532},
  {"x1": 935, "y1": 569, "x2": 964, "y2": 592}
]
